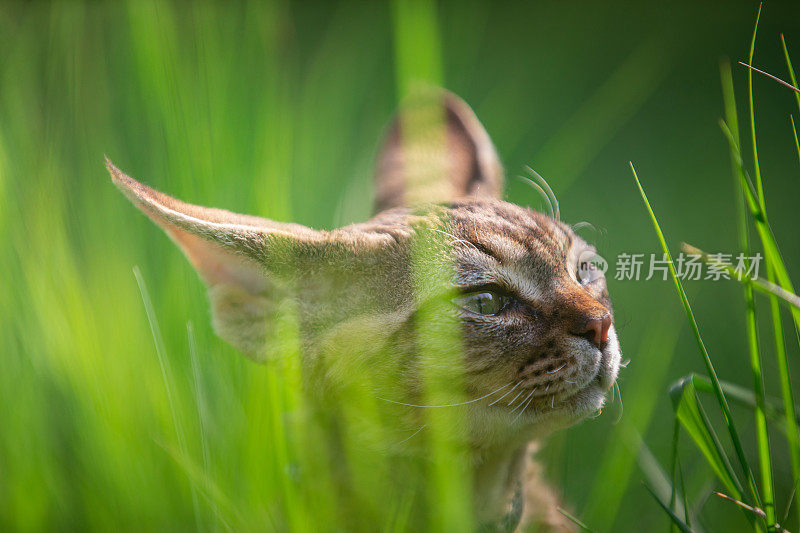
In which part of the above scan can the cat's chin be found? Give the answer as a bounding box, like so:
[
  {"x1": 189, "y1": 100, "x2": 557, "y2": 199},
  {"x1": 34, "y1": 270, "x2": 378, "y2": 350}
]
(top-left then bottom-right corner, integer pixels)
[{"x1": 506, "y1": 326, "x2": 622, "y2": 434}]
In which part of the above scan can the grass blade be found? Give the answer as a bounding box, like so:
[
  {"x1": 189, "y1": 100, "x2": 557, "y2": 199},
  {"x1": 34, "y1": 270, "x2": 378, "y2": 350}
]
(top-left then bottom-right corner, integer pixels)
[
  {"x1": 719, "y1": 122, "x2": 800, "y2": 504},
  {"x1": 782, "y1": 37, "x2": 800, "y2": 530},
  {"x1": 631, "y1": 163, "x2": 762, "y2": 513},
  {"x1": 134, "y1": 267, "x2": 202, "y2": 529},
  {"x1": 557, "y1": 508, "x2": 595, "y2": 533},
  {"x1": 747, "y1": 3, "x2": 764, "y2": 208},
  {"x1": 781, "y1": 35, "x2": 800, "y2": 116},
  {"x1": 670, "y1": 419, "x2": 692, "y2": 530},
  {"x1": 685, "y1": 373, "x2": 800, "y2": 429},
  {"x1": 681, "y1": 244, "x2": 800, "y2": 311},
  {"x1": 746, "y1": 16, "x2": 793, "y2": 524},
  {"x1": 669, "y1": 377, "x2": 744, "y2": 500},
  {"x1": 643, "y1": 483, "x2": 696, "y2": 533},
  {"x1": 724, "y1": 54, "x2": 776, "y2": 528},
  {"x1": 791, "y1": 116, "x2": 800, "y2": 170}
]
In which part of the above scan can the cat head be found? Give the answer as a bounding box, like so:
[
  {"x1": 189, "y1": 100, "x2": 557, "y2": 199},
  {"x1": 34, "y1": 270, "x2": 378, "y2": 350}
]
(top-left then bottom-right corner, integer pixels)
[{"x1": 108, "y1": 90, "x2": 621, "y2": 443}]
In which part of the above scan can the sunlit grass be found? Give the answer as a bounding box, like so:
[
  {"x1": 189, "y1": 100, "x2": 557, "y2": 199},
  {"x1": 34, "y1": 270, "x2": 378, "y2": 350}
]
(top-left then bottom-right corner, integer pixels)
[
  {"x1": 628, "y1": 10, "x2": 800, "y2": 529},
  {"x1": 1, "y1": 1, "x2": 798, "y2": 532}
]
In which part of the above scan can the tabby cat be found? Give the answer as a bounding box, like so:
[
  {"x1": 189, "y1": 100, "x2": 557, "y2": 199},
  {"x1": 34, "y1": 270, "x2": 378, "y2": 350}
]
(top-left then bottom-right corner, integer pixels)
[{"x1": 108, "y1": 90, "x2": 621, "y2": 531}]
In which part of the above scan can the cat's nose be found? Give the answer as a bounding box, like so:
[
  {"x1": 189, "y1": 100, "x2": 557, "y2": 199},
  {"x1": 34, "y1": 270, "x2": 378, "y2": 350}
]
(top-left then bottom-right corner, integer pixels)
[{"x1": 573, "y1": 314, "x2": 611, "y2": 348}]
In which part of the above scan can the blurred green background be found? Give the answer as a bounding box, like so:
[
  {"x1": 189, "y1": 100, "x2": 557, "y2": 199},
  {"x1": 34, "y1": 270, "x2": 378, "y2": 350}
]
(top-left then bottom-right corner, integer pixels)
[{"x1": 2, "y1": 0, "x2": 800, "y2": 531}]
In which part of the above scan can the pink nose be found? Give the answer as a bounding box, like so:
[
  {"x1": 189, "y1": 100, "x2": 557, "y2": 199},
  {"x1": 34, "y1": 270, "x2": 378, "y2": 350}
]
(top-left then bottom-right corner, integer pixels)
[{"x1": 580, "y1": 315, "x2": 612, "y2": 348}]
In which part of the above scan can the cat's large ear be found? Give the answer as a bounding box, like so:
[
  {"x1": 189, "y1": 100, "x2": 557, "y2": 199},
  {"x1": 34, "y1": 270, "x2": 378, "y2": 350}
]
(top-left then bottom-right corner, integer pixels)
[
  {"x1": 106, "y1": 158, "x2": 386, "y2": 360},
  {"x1": 374, "y1": 90, "x2": 504, "y2": 212}
]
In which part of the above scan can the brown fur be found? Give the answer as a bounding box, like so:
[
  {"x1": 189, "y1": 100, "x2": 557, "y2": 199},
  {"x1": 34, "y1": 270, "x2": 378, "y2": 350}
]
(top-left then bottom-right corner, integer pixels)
[{"x1": 108, "y1": 89, "x2": 621, "y2": 531}]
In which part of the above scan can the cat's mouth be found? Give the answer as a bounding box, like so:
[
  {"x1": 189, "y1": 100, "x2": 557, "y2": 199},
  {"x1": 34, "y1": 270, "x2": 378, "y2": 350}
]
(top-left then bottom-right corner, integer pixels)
[{"x1": 508, "y1": 326, "x2": 621, "y2": 414}]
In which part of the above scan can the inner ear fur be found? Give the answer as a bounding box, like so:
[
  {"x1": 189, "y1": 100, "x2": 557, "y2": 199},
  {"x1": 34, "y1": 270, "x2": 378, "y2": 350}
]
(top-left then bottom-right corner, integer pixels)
[{"x1": 373, "y1": 89, "x2": 504, "y2": 213}]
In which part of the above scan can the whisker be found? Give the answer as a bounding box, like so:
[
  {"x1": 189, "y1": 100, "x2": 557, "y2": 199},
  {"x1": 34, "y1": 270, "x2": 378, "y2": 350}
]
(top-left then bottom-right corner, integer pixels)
[
  {"x1": 517, "y1": 175, "x2": 554, "y2": 218},
  {"x1": 545, "y1": 383, "x2": 550, "y2": 392},
  {"x1": 507, "y1": 389, "x2": 526, "y2": 406},
  {"x1": 510, "y1": 390, "x2": 535, "y2": 414},
  {"x1": 427, "y1": 228, "x2": 480, "y2": 252},
  {"x1": 377, "y1": 382, "x2": 511, "y2": 408},
  {"x1": 613, "y1": 381, "x2": 624, "y2": 425},
  {"x1": 488, "y1": 381, "x2": 521, "y2": 406},
  {"x1": 525, "y1": 166, "x2": 560, "y2": 221},
  {"x1": 572, "y1": 221, "x2": 596, "y2": 233},
  {"x1": 564, "y1": 379, "x2": 577, "y2": 384},
  {"x1": 394, "y1": 424, "x2": 426, "y2": 446},
  {"x1": 551, "y1": 396, "x2": 555, "y2": 408},
  {"x1": 620, "y1": 359, "x2": 631, "y2": 369},
  {"x1": 512, "y1": 393, "x2": 536, "y2": 424},
  {"x1": 546, "y1": 363, "x2": 567, "y2": 374}
]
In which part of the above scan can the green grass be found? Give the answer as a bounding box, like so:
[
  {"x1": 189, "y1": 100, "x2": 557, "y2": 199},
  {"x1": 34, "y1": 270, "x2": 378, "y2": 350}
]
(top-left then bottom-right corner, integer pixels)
[
  {"x1": 1, "y1": 1, "x2": 800, "y2": 531},
  {"x1": 629, "y1": 10, "x2": 800, "y2": 530}
]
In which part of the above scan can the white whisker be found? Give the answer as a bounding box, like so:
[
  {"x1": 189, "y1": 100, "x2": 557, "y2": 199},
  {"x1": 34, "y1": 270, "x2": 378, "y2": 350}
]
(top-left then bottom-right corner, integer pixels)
[
  {"x1": 510, "y1": 390, "x2": 535, "y2": 414},
  {"x1": 427, "y1": 228, "x2": 480, "y2": 252},
  {"x1": 377, "y1": 382, "x2": 511, "y2": 408},
  {"x1": 393, "y1": 424, "x2": 426, "y2": 446},
  {"x1": 613, "y1": 381, "x2": 624, "y2": 425},
  {"x1": 507, "y1": 389, "x2": 526, "y2": 406},
  {"x1": 551, "y1": 396, "x2": 555, "y2": 408},
  {"x1": 572, "y1": 221, "x2": 596, "y2": 233},
  {"x1": 546, "y1": 363, "x2": 566, "y2": 374},
  {"x1": 488, "y1": 381, "x2": 521, "y2": 406},
  {"x1": 517, "y1": 175, "x2": 554, "y2": 218},
  {"x1": 525, "y1": 166, "x2": 560, "y2": 221},
  {"x1": 512, "y1": 393, "x2": 536, "y2": 425},
  {"x1": 620, "y1": 359, "x2": 631, "y2": 369},
  {"x1": 545, "y1": 383, "x2": 550, "y2": 392},
  {"x1": 564, "y1": 379, "x2": 576, "y2": 384}
]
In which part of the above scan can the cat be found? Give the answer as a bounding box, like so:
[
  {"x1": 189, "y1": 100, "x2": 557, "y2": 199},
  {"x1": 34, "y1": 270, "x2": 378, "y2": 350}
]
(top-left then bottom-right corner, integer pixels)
[{"x1": 107, "y1": 89, "x2": 622, "y2": 531}]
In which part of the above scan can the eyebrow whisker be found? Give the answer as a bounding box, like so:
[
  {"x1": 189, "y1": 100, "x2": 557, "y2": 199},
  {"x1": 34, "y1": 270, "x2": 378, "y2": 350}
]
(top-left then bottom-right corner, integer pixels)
[
  {"x1": 517, "y1": 175, "x2": 554, "y2": 218},
  {"x1": 427, "y1": 228, "x2": 481, "y2": 252},
  {"x1": 525, "y1": 166, "x2": 560, "y2": 221}
]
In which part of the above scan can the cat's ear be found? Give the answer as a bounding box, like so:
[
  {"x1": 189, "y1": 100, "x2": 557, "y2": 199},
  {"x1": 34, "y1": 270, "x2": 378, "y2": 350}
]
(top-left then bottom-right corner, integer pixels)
[
  {"x1": 106, "y1": 158, "x2": 384, "y2": 360},
  {"x1": 374, "y1": 90, "x2": 504, "y2": 212}
]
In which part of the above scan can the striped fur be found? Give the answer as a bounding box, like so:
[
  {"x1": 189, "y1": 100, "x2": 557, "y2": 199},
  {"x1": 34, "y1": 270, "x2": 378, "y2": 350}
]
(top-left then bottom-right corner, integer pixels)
[{"x1": 109, "y1": 90, "x2": 620, "y2": 531}]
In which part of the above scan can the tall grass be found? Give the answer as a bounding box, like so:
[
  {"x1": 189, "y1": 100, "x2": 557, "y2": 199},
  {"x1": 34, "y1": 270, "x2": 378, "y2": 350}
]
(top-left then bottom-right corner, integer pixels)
[
  {"x1": 630, "y1": 10, "x2": 800, "y2": 531},
  {"x1": 0, "y1": 1, "x2": 798, "y2": 532}
]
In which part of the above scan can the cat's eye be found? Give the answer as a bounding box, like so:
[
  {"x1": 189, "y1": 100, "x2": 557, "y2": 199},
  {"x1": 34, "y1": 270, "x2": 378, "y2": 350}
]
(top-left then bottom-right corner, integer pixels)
[{"x1": 452, "y1": 291, "x2": 510, "y2": 316}]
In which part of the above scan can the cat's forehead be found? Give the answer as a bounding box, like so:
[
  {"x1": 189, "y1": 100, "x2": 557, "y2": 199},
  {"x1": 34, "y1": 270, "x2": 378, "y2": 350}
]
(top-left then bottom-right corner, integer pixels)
[{"x1": 446, "y1": 199, "x2": 582, "y2": 263}]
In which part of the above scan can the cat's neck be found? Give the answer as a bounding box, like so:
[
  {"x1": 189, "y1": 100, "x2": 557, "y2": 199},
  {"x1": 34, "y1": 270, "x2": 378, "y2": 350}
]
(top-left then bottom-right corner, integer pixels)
[{"x1": 474, "y1": 445, "x2": 527, "y2": 529}]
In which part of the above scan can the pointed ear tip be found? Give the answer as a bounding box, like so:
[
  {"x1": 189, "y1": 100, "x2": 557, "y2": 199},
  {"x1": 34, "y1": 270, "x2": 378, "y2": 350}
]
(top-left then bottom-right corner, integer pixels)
[
  {"x1": 104, "y1": 156, "x2": 126, "y2": 185},
  {"x1": 104, "y1": 157, "x2": 141, "y2": 193},
  {"x1": 103, "y1": 157, "x2": 158, "y2": 213}
]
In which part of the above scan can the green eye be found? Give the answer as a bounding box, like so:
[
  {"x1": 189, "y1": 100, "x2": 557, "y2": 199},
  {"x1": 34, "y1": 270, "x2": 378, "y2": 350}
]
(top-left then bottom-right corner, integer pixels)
[{"x1": 452, "y1": 291, "x2": 510, "y2": 316}]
